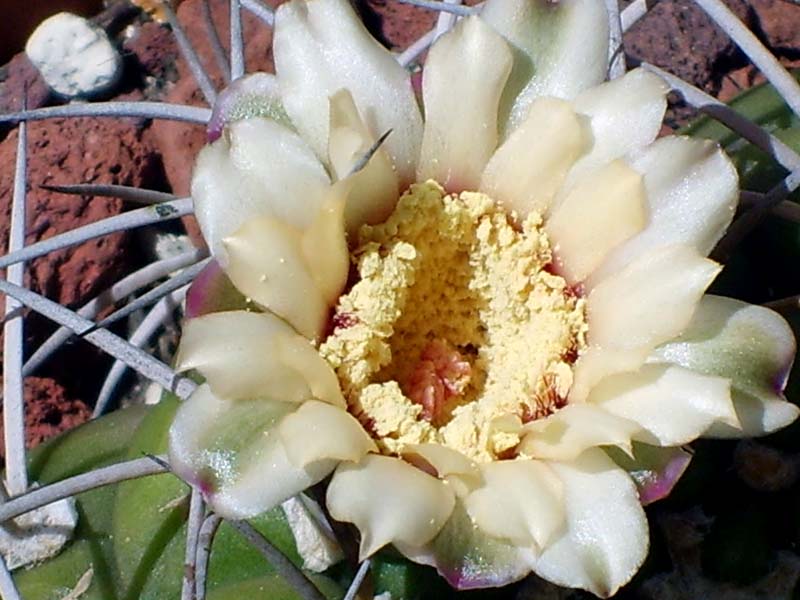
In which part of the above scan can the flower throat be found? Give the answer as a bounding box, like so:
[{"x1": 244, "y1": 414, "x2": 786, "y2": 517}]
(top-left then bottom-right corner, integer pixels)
[{"x1": 320, "y1": 181, "x2": 587, "y2": 463}]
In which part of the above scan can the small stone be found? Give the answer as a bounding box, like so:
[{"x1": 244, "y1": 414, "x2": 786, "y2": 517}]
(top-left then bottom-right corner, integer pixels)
[
  {"x1": 25, "y1": 12, "x2": 121, "y2": 98},
  {"x1": 281, "y1": 495, "x2": 343, "y2": 572},
  {"x1": 0, "y1": 496, "x2": 77, "y2": 570}
]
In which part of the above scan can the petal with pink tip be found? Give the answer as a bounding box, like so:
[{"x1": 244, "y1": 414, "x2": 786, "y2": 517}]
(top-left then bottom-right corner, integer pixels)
[
  {"x1": 546, "y1": 159, "x2": 646, "y2": 284},
  {"x1": 326, "y1": 455, "x2": 455, "y2": 560},
  {"x1": 588, "y1": 136, "x2": 738, "y2": 285},
  {"x1": 651, "y1": 295, "x2": 799, "y2": 437},
  {"x1": 279, "y1": 400, "x2": 375, "y2": 467},
  {"x1": 480, "y1": 97, "x2": 588, "y2": 218},
  {"x1": 605, "y1": 443, "x2": 693, "y2": 506},
  {"x1": 184, "y1": 259, "x2": 251, "y2": 319},
  {"x1": 465, "y1": 460, "x2": 564, "y2": 549},
  {"x1": 535, "y1": 449, "x2": 648, "y2": 598},
  {"x1": 176, "y1": 310, "x2": 345, "y2": 406},
  {"x1": 169, "y1": 384, "x2": 336, "y2": 519},
  {"x1": 589, "y1": 364, "x2": 739, "y2": 446},
  {"x1": 520, "y1": 404, "x2": 641, "y2": 461},
  {"x1": 570, "y1": 245, "x2": 721, "y2": 401},
  {"x1": 480, "y1": 0, "x2": 609, "y2": 135},
  {"x1": 396, "y1": 501, "x2": 537, "y2": 590},
  {"x1": 191, "y1": 117, "x2": 330, "y2": 265},
  {"x1": 564, "y1": 68, "x2": 668, "y2": 186},
  {"x1": 274, "y1": 0, "x2": 422, "y2": 185},
  {"x1": 417, "y1": 16, "x2": 513, "y2": 192},
  {"x1": 327, "y1": 89, "x2": 399, "y2": 234}
]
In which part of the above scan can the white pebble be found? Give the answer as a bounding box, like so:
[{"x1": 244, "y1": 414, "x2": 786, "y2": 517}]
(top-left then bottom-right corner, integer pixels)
[
  {"x1": 0, "y1": 494, "x2": 77, "y2": 570},
  {"x1": 26, "y1": 12, "x2": 122, "y2": 98}
]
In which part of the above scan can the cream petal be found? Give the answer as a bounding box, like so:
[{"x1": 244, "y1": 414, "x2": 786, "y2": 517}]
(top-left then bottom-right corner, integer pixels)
[
  {"x1": 224, "y1": 193, "x2": 348, "y2": 341},
  {"x1": 465, "y1": 460, "x2": 564, "y2": 549},
  {"x1": 176, "y1": 310, "x2": 343, "y2": 406},
  {"x1": 564, "y1": 68, "x2": 669, "y2": 186},
  {"x1": 589, "y1": 364, "x2": 739, "y2": 446},
  {"x1": 535, "y1": 449, "x2": 648, "y2": 598},
  {"x1": 279, "y1": 400, "x2": 375, "y2": 467},
  {"x1": 520, "y1": 404, "x2": 640, "y2": 461},
  {"x1": 326, "y1": 454, "x2": 455, "y2": 560},
  {"x1": 402, "y1": 443, "x2": 481, "y2": 497},
  {"x1": 274, "y1": 0, "x2": 423, "y2": 185},
  {"x1": 546, "y1": 159, "x2": 646, "y2": 284},
  {"x1": 570, "y1": 245, "x2": 721, "y2": 401},
  {"x1": 276, "y1": 335, "x2": 346, "y2": 408},
  {"x1": 588, "y1": 136, "x2": 738, "y2": 285},
  {"x1": 168, "y1": 384, "x2": 335, "y2": 519},
  {"x1": 299, "y1": 189, "x2": 350, "y2": 304},
  {"x1": 328, "y1": 89, "x2": 399, "y2": 235},
  {"x1": 480, "y1": 97, "x2": 588, "y2": 218},
  {"x1": 480, "y1": 0, "x2": 609, "y2": 135},
  {"x1": 417, "y1": 16, "x2": 513, "y2": 192},
  {"x1": 191, "y1": 117, "x2": 330, "y2": 265},
  {"x1": 401, "y1": 443, "x2": 479, "y2": 479},
  {"x1": 651, "y1": 295, "x2": 799, "y2": 437}
]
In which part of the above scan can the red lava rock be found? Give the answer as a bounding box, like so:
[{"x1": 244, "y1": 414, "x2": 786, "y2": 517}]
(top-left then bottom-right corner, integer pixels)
[
  {"x1": 749, "y1": 0, "x2": 800, "y2": 54},
  {"x1": 0, "y1": 111, "x2": 159, "y2": 310},
  {"x1": 624, "y1": 0, "x2": 752, "y2": 94},
  {"x1": 361, "y1": 0, "x2": 436, "y2": 52},
  {"x1": 0, "y1": 377, "x2": 91, "y2": 460},
  {"x1": 0, "y1": 54, "x2": 51, "y2": 117},
  {"x1": 122, "y1": 20, "x2": 180, "y2": 90}
]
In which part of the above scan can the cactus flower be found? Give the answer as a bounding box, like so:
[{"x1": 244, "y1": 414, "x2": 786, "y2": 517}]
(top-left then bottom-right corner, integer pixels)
[{"x1": 168, "y1": 0, "x2": 799, "y2": 596}]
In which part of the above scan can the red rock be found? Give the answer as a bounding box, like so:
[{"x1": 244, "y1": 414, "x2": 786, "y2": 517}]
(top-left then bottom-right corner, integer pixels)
[
  {"x1": 0, "y1": 112, "x2": 159, "y2": 310},
  {"x1": 0, "y1": 377, "x2": 90, "y2": 460},
  {"x1": 0, "y1": 53, "x2": 51, "y2": 117},
  {"x1": 749, "y1": 0, "x2": 800, "y2": 53},
  {"x1": 362, "y1": 0, "x2": 436, "y2": 52},
  {"x1": 122, "y1": 20, "x2": 180, "y2": 92},
  {"x1": 624, "y1": 0, "x2": 751, "y2": 94}
]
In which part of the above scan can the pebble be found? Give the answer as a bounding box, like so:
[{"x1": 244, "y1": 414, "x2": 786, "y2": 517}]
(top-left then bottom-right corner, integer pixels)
[
  {"x1": 0, "y1": 496, "x2": 77, "y2": 570},
  {"x1": 25, "y1": 12, "x2": 121, "y2": 98}
]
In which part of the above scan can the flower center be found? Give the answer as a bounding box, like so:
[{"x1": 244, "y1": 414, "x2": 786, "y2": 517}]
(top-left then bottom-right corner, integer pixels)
[{"x1": 320, "y1": 181, "x2": 587, "y2": 462}]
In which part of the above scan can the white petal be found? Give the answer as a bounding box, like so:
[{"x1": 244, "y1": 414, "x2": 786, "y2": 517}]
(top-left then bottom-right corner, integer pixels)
[
  {"x1": 417, "y1": 16, "x2": 513, "y2": 192},
  {"x1": 274, "y1": 0, "x2": 423, "y2": 184},
  {"x1": 520, "y1": 404, "x2": 640, "y2": 461},
  {"x1": 224, "y1": 193, "x2": 348, "y2": 341},
  {"x1": 588, "y1": 136, "x2": 738, "y2": 285},
  {"x1": 565, "y1": 68, "x2": 669, "y2": 186},
  {"x1": 589, "y1": 364, "x2": 739, "y2": 446},
  {"x1": 328, "y1": 89, "x2": 399, "y2": 235},
  {"x1": 279, "y1": 400, "x2": 375, "y2": 467},
  {"x1": 191, "y1": 118, "x2": 330, "y2": 264},
  {"x1": 465, "y1": 460, "x2": 564, "y2": 549},
  {"x1": 480, "y1": 0, "x2": 609, "y2": 135},
  {"x1": 169, "y1": 385, "x2": 335, "y2": 519},
  {"x1": 402, "y1": 443, "x2": 481, "y2": 497},
  {"x1": 480, "y1": 97, "x2": 588, "y2": 218},
  {"x1": 300, "y1": 188, "x2": 351, "y2": 304},
  {"x1": 651, "y1": 295, "x2": 799, "y2": 437},
  {"x1": 176, "y1": 310, "x2": 344, "y2": 406},
  {"x1": 546, "y1": 160, "x2": 646, "y2": 284},
  {"x1": 535, "y1": 449, "x2": 648, "y2": 598},
  {"x1": 326, "y1": 455, "x2": 455, "y2": 560},
  {"x1": 571, "y1": 245, "x2": 721, "y2": 401}
]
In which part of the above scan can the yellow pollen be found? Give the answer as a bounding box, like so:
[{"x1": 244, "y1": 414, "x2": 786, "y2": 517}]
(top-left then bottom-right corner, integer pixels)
[{"x1": 319, "y1": 181, "x2": 587, "y2": 463}]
